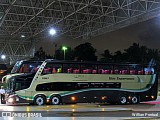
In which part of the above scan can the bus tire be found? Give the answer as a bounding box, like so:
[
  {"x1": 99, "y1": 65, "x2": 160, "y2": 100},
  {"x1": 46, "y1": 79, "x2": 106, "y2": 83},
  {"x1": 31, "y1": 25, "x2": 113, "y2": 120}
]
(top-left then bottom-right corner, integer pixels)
[
  {"x1": 131, "y1": 96, "x2": 139, "y2": 104},
  {"x1": 50, "y1": 95, "x2": 61, "y2": 105},
  {"x1": 34, "y1": 95, "x2": 45, "y2": 106},
  {"x1": 118, "y1": 96, "x2": 127, "y2": 105}
]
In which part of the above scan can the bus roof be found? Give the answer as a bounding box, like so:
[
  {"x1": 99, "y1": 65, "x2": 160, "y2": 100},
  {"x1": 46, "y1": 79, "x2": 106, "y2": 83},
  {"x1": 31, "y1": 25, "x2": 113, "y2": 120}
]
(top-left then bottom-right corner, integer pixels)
[
  {"x1": 44, "y1": 59, "x2": 156, "y2": 67},
  {"x1": 18, "y1": 59, "x2": 45, "y2": 63}
]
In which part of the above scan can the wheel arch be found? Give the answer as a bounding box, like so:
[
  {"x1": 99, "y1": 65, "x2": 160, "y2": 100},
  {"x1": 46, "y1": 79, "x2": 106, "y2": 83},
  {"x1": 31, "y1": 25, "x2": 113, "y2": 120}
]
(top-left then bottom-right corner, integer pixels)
[
  {"x1": 34, "y1": 93, "x2": 47, "y2": 100},
  {"x1": 49, "y1": 94, "x2": 62, "y2": 99}
]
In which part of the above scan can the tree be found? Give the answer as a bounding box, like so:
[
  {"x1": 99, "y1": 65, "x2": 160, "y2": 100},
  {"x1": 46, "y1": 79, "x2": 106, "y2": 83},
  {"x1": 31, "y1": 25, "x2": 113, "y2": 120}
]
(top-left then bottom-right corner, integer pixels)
[
  {"x1": 74, "y1": 42, "x2": 97, "y2": 61},
  {"x1": 100, "y1": 43, "x2": 160, "y2": 64},
  {"x1": 34, "y1": 47, "x2": 53, "y2": 59},
  {"x1": 100, "y1": 49, "x2": 113, "y2": 62},
  {"x1": 34, "y1": 47, "x2": 46, "y2": 59},
  {"x1": 124, "y1": 43, "x2": 142, "y2": 63},
  {"x1": 124, "y1": 43, "x2": 160, "y2": 64},
  {"x1": 113, "y1": 51, "x2": 123, "y2": 63}
]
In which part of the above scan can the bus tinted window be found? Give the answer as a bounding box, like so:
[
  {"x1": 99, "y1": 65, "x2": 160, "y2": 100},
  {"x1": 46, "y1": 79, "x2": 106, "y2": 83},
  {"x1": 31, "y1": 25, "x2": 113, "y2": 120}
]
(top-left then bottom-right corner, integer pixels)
[
  {"x1": 71, "y1": 64, "x2": 80, "y2": 74},
  {"x1": 42, "y1": 63, "x2": 62, "y2": 74},
  {"x1": 63, "y1": 64, "x2": 80, "y2": 73},
  {"x1": 81, "y1": 64, "x2": 96, "y2": 74},
  {"x1": 129, "y1": 65, "x2": 144, "y2": 75},
  {"x1": 98, "y1": 65, "x2": 112, "y2": 74},
  {"x1": 40, "y1": 62, "x2": 154, "y2": 75},
  {"x1": 11, "y1": 61, "x2": 41, "y2": 74},
  {"x1": 36, "y1": 82, "x2": 121, "y2": 91},
  {"x1": 114, "y1": 65, "x2": 129, "y2": 74}
]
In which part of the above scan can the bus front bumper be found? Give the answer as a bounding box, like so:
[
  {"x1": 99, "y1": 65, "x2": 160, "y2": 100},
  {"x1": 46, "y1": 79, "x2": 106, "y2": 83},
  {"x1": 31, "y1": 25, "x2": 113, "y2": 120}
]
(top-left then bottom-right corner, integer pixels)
[{"x1": 6, "y1": 94, "x2": 32, "y2": 105}]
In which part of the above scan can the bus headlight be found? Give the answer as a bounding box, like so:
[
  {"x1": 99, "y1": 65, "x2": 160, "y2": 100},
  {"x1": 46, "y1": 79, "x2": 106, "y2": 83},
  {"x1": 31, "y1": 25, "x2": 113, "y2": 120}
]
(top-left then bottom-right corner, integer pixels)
[
  {"x1": 8, "y1": 98, "x2": 14, "y2": 103},
  {"x1": 151, "y1": 96, "x2": 154, "y2": 99}
]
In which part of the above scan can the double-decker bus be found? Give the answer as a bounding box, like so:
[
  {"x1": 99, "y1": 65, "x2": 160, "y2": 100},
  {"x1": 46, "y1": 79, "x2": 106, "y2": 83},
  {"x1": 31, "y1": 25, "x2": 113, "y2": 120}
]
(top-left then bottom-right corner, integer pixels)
[{"x1": 5, "y1": 59, "x2": 158, "y2": 105}]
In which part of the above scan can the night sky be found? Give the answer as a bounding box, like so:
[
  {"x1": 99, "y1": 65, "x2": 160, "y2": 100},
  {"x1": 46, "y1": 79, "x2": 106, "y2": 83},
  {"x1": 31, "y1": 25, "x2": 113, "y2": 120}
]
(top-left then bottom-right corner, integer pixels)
[{"x1": 36, "y1": 16, "x2": 160, "y2": 59}]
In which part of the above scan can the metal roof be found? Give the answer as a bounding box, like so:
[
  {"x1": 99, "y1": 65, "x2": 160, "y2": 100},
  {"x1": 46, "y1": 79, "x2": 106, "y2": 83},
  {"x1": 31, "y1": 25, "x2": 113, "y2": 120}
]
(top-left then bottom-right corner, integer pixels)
[{"x1": 0, "y1": 0, "x2": 160, "y2": 63}]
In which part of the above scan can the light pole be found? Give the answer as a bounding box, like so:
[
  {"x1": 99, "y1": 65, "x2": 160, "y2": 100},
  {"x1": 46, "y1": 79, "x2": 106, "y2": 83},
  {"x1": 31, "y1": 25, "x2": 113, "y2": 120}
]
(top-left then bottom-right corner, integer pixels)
[
  {"x1": 62, "y1": 46, "x2": 67, "y2": 60},
  {"x1": 49, "y1": 28, "x2": 56, "y2": 58}
]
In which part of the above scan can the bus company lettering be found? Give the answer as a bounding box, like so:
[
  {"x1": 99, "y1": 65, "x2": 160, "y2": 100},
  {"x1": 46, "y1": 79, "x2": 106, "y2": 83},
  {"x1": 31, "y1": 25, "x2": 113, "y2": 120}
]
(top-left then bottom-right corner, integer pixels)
[
  {"x1": 109, "y1": 77, "x2": 134, "y2": 80},
  {"x1": 42, "y1": 77, "x2": 49, "y2": 79}
]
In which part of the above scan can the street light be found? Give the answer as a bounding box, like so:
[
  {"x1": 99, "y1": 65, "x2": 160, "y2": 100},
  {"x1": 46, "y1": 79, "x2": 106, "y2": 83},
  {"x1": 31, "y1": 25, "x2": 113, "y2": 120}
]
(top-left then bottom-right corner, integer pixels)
[
  {"x1": 49, "y1": 28, "x2": 57, "y2": 58},
  {"x1": 0, "y1": 55, "x2": 12, "y2": 65},
  {"x1": 49, "y1": 28, "x2": 56, "y2": 36},
  {"x1": 1, "y1": 55, "x2": 6, "y2": 60},
  {"x1": 21, "y1": 35, "x2": 25, "y2": 38},
  {"x1": 62, "y1": 46, "x2": 67, "y2": 60}
]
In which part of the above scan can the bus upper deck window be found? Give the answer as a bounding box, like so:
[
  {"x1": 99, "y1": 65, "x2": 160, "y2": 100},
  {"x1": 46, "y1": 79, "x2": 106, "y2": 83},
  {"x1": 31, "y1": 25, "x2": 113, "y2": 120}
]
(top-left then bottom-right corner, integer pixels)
[
  {"x1": 52, "y1": 68, "x2": 56, "y2": 73},
  {"x1": 57, "y1": 68, "x2": 62, "y2": 73},
  {"x1": 92, "y1": 70, "x2": 97, "y2": 74},
  {"x1": 138, "y1": 70, "x2": 143, "y2": 75},
  {"x1": 122, "y1": 70, "x2": 128, "y2": 74},
  {"x1": 67, "y1": 68, "x2": 72, "y2": 73},
  {"x1": 73, "y1": 69, "x2": 79, "y2": 73},
  {"x1": 130, "y1": 70, "x2": 136, "y2": 74},
  {"x1": 144, "y1": 68, "x2": 154, "y2": 75}
]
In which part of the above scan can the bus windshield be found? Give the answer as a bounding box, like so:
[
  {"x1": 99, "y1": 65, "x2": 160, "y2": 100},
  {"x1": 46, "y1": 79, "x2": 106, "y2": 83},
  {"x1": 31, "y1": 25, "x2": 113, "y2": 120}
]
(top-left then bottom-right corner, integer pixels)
[
  {"x1": 11, "y1": 61, "x2": 23, "y2": 73},
  {"x1": 11, "y1": 61, "x2": 41, "y2": 74},
  {"x1": 7, "y1": 78, "x2": 32, "y2": 93}
]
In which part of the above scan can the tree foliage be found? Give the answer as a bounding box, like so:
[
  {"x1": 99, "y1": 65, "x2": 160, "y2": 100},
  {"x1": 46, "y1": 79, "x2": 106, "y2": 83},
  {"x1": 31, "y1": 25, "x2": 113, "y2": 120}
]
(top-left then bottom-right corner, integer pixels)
[
  {"x1": 34, "y1": 47, "x2": 53, "y2": 59},
  {"x1": 100, "y1": 49, "x2": 112, "y2": 62},
  {"x1": 74, "y1": 42, "x2": 97, "y2": 61},
  {"x1": 34, "y1": 43, "x2": 160, "y2": 65},
  {"x1": 100, "y1": 43, "x2": 160, "y2": 64}
]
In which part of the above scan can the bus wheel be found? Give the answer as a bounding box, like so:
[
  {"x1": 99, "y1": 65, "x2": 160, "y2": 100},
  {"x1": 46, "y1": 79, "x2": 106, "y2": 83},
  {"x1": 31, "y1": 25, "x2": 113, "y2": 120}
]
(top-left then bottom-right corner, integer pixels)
[
  {"x1": 50, "y1": 95, "x2": 61, "y2": 105},
  {"x1": 118, "y1": 96, "x2": 127, "y2": 105},
  {"x1": 34, "y1": 95, "x2": 45, "y2": 106},
  {"x1": 131, "y1": 96, "x2": 139, "y2": 104}
]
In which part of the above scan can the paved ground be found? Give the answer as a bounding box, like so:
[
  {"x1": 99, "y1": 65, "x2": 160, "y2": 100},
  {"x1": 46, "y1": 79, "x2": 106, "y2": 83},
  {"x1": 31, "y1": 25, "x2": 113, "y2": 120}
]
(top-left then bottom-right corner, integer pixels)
[{"x1": 0, "y1": 97, "x2": 160, "y2": 120}]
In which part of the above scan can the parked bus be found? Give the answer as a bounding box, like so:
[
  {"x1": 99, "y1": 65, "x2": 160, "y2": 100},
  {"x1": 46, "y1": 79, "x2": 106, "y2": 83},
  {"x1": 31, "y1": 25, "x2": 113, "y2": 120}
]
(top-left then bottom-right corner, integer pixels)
[{"x1": 5, "y1": 59, "x2": 158, "y2": 105}]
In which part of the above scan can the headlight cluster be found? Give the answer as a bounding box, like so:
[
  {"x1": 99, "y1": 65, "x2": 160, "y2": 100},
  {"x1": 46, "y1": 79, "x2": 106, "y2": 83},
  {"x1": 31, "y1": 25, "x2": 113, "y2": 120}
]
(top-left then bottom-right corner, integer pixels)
[{"x1": 8, "y1": 98, "x2": 14, "y2": 103}]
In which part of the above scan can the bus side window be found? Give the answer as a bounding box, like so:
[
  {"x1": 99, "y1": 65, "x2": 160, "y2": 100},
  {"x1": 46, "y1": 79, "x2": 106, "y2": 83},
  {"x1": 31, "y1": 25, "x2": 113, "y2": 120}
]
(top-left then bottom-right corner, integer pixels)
[
  {"x1": 130, "y1": 70, "x2": 136, "y2": 74},
  {"x1": 57, "y1": 68, "x2": 62, "y2": 73},
  {"x1": 19, "y1": 67, "x2": 23, "y2": 73},
  {"x1": 92, "y1": 70, "x2": 97, "y2": 74},
  {"x1": 73, "y1": 69, "x2": 79, "y2": 73},
  {"x1": 67, "y1": 68, "x2": 72, "y2": 73},
  {"x1": 42, "y1": 68, "x2": 52, "y2": 74},
  {"x1": 52, "y1": 68, "x2": 56, "y2": 73},
  {"x1": 31, "y1": 67, "x2": 38, "y2": 73},
  {"x1": 114, "y1": 69, "x2": 119, "y2": 74},
  {"x1": 23, "y1": 65, "x2": 29, "y2": 73},
  {"x1": 138, "y1": 70, "x2": 143, "y2": 75}
]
